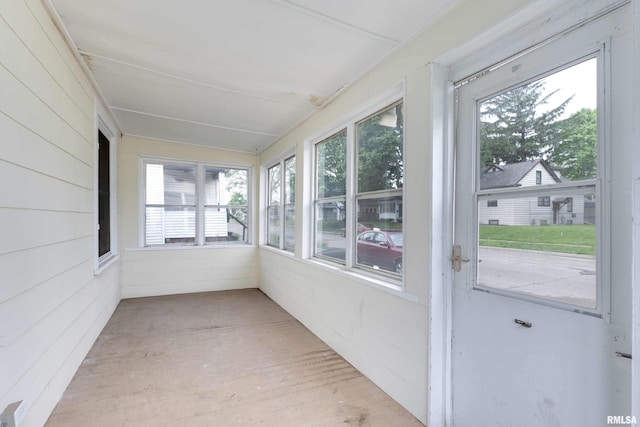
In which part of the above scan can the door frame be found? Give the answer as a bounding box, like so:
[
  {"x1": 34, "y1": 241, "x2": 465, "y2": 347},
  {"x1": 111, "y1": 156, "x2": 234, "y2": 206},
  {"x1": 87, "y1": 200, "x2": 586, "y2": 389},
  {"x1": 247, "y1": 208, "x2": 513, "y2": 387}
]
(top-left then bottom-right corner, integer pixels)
[
  {"x1": 427, "y1": 0, "x2": 636, "y2": 425},
  {"x1": 631, "y1": 0, "x2": 640, "y2": 421}
]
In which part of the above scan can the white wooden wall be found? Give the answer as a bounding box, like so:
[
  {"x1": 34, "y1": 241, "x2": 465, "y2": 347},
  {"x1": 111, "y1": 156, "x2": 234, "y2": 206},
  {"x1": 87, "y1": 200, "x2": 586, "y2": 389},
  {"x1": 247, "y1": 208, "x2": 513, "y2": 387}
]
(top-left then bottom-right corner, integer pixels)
[{"x1": 0, "y1": 1, "x2": 120, "y2": 426}]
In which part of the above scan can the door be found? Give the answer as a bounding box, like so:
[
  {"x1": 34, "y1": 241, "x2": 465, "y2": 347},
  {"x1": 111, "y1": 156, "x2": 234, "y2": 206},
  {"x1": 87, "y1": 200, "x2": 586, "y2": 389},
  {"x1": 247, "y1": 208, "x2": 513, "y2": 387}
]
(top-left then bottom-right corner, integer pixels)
[{"x1": 451, "y1": 7, "x2": 633, "y2": 426}]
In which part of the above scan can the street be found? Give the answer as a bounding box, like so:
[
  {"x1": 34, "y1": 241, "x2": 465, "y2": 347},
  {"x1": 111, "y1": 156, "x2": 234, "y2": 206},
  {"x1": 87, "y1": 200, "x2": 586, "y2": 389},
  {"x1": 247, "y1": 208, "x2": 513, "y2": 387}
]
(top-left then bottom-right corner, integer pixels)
[{"x1": 477, "y1": 246, "x2": 596, "y2": 308}]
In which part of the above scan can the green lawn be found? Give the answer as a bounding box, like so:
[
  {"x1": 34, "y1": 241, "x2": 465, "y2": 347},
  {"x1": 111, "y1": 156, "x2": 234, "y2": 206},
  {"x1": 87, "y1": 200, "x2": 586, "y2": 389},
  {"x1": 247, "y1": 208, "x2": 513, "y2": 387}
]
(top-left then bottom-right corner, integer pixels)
[{"x1": 479, "y1": 224, "x2": 595, "y2": 255}]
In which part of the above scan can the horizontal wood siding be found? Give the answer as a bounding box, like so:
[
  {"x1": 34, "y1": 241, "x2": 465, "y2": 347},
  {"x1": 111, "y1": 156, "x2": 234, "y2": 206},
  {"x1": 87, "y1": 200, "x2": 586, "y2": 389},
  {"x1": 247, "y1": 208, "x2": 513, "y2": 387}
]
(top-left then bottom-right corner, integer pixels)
[
  {"x1": 121, "y1": 247, "x2": 258, "y2": 298},
  {"x1": 0, "y1": 1, "x2": 120, "y2": 426}
]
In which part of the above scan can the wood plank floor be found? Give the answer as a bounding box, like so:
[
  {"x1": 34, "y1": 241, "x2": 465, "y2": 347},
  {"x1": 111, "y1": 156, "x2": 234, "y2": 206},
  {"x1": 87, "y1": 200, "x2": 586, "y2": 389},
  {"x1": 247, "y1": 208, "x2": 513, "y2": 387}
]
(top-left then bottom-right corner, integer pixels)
[{"x1": 46, "y1": 289, "x2": 423, "y2": 426}]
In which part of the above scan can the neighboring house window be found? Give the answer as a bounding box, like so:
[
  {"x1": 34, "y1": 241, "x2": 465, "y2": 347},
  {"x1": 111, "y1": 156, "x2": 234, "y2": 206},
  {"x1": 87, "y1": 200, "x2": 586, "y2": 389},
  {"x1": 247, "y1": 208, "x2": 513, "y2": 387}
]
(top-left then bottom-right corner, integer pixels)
[
  {"x1": 314, "y1": 100, "x2": 404, "y2": 279},
  {"x1": 98, "y1": 130, "x2": 111, "y2": 257},
  {"x1": 536, "y1": 170, "x2": 542, "y2": 184},
  {"x1": 143, "y1": 159, "x2": 250, "y2": 246},
  {"x1": 488, "y1": 219, "x2": 500, "y2": 225},
  {"x1": 538, "y1": 196, "x2": 550, "y2": 206},
  {"x1": 267, "y1": 155, "x2": 296, "y2": 251},
  {"x1": 487, "y1": 200, "x2": 498, "y2": 207},
  {"x1": 567, "y1": 197, "x2": 573, "y2": 213}
]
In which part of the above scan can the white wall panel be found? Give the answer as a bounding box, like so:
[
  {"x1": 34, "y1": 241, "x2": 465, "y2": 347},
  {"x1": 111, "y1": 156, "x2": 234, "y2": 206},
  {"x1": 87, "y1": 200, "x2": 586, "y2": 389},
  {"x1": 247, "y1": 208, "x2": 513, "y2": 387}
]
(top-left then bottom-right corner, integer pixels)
[
  {"x1": 0, "y1": 15, "x2": 93, "y2": 138},
  {"x1": 0, "y1": 0, "x2": 94, "y2": 113},
  {"x1": 0, "y1": 237, "x2": 92, "y2": 303},
  {"x1": 0, "y1": 1, "x2": 120, "y2": 426},
  {"x1": 0, "y1": 161, "x2": 92, "y2": 212},
  {"x1": 0, "y1": 112, "x2": 93, "y2": 188},
  {"x1": 0, "y1": 65, "x2": 93, "y2": 164}
]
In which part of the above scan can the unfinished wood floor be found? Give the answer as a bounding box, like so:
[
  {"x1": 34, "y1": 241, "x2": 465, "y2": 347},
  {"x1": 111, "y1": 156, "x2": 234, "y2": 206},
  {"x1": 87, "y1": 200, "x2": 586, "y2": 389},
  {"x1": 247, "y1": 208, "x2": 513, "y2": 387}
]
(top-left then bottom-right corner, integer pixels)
[{"x1": 46, "y1": 289, "x2": 423, "y2": 426}]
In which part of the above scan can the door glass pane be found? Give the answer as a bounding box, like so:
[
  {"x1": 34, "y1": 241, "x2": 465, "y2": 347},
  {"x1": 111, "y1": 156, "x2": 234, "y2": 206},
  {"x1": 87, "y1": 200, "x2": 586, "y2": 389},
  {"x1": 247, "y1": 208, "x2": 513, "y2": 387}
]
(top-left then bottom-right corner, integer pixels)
[
  {"x1": 477, "y1": 190, "x2": 596, "y2": 308},
  {"x1": 479, "y1": 58, "x2": 597, "y2": 181},
  {"x1": 476, "y1": 58, "x2": 598, "y2": 309}
]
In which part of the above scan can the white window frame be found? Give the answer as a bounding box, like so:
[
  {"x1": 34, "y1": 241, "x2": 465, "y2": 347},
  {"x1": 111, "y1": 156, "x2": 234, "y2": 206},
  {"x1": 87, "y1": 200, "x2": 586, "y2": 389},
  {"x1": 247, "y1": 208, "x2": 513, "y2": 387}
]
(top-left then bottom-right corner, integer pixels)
[
  {"x1": 264, "y1": 152, "x2": 296, "y2": 252},
  {"x1": 139, "y1": 157, "x2": 252, "y2": 247},
  {"x1": 94, "y1": 112, "x2": 118, "y2": 273},
  {"x1": 308, "y1": 89, "x2": 405, "y2": 284}
]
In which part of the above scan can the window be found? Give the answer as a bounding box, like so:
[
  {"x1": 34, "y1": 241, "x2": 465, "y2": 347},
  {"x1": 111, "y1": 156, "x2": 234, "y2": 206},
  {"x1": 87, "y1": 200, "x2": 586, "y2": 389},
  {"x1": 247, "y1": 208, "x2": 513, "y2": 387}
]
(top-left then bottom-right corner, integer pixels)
[
  {"x1": 538, "y1": 196, "x2": 550, "y2": 207},
  {"x1": 315, "y1": 131, "x2": 347, "y2": 262},
  {"x1": 144, "y1": 160, "x2": 250, "y2": 246},
  {"x1": 96, "y1": 122, "x2": 117, "y2": 271},
  {"x1": 98, "y1": 130, "x2": 111, "y2": 257},
  {"x1": 475, "y1": 56, "x2": 599, "y2": 309},
  {"x1": 266, "y1": 155, "x2": 296, "y2": 251},
  {"x1": 487, "y1": 200, "x2": 498, "y2": 207},
  {"x1": 314, "y1": 100, "x2": 404, "y2": 278}
]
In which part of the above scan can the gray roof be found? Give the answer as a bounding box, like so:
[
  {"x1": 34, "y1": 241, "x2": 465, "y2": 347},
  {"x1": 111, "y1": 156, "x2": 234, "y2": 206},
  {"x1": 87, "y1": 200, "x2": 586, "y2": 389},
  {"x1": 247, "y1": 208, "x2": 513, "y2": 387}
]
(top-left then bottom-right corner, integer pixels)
[{"x1": 480, "y1": 159, "x2": 561, "y2": 190}]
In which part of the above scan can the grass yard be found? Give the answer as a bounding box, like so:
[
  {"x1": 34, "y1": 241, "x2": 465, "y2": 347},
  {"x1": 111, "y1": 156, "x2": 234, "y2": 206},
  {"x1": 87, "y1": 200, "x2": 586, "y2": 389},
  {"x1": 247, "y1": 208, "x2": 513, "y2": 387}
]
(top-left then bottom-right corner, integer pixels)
[{"x1": 479, "y1": 224, "x2": 596, "y2": 255}]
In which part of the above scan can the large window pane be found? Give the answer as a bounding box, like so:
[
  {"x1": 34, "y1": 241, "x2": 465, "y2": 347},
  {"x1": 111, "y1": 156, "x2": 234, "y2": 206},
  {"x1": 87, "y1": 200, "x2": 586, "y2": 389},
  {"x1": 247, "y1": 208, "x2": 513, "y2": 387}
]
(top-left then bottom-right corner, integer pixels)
[
  {"x1": 316, "y1": 131, "x2": 346, "y2": 198},
  {"x1": 267, "y1": 164, "x2": 281, "y2": 247},
  {"x1": 205, "y1": 207, "x2": 248, "y2": 244},
  {"x1": 356, "y1": 195, "x2": 403, "y2": 275},
  {"x1": 204, "y1": 167, "x2": 248, "y2": 246},
  {"x1": 146, "y1": 163, "x2": 196, "y2": 205},
  {"x1": 145, "y1": 163, "x2": 196, "y2": 245},
  {"x1": 205, "y1": 167, "x2": 248, "y2": 206},
  {"x1": 284, "y1": 157, "x2": 296, "y2": 251},
  {"x1": 145, "y1": 206, "x2": 196, "y2": 245},
  {"x1": 357, "y1": 102, "x2": 403, "y2": 193},
  {"x1": 315, "y1": 201, "x2": 346, "y2": 262}
]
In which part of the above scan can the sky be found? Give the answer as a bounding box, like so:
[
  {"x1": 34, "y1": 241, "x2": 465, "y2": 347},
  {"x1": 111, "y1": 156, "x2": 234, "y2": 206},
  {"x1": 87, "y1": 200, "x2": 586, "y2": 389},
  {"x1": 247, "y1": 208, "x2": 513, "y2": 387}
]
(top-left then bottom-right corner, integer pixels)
[{"x1": 539, "y1": 57, "x2": 597, "y2": 118}]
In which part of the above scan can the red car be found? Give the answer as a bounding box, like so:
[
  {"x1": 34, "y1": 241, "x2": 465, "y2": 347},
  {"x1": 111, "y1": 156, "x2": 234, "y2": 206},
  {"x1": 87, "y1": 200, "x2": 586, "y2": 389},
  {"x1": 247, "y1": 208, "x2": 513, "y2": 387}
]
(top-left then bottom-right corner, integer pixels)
[{"x1": 356, "y1": 229, "x2": 403, "y2": 274}]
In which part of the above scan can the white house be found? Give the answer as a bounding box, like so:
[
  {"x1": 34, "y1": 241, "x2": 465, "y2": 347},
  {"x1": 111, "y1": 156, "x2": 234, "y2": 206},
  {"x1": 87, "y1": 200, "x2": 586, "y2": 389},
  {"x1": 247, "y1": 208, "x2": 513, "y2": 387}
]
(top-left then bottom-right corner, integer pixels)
[
  {"x1": 479, "y1": 159, "x2": 589, "y2": 226},
  {"x1": 1, "y1": 1, "x2": 638, "y2": 426}
]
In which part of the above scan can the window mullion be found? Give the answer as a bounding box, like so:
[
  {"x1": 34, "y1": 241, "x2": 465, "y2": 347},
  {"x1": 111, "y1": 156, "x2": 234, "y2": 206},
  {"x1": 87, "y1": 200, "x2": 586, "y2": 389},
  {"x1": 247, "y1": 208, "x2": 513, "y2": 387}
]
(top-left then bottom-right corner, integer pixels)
[
  {"x1": 280, "y1": 159, "x2": 286, "y2": 250},
  {"x1": 345, "y1": 123, "x2": 356, "y2": 268},
  {"x1": 196, "y1": 163, "x2": 205, "y2": 246}
]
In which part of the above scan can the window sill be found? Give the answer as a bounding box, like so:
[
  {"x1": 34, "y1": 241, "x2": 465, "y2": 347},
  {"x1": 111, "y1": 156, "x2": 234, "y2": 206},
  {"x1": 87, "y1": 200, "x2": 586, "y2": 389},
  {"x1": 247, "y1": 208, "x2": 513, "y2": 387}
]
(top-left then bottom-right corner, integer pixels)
[
  {"x1": 259, "y1": 244, "x2": 296, "y2": 257},
  {"x1": 127, "y1": 244, "x2": 256, "y2": 252},
  {"x1": 95, "y1": 253, "x2": 119, "y2": 275}
]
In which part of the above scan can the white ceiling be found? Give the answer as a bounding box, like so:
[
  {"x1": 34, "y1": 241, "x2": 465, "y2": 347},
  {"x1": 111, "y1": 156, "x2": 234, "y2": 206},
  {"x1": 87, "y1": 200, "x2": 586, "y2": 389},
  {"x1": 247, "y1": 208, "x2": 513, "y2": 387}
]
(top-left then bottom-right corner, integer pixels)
[{"x1": 51, "y1": 0, "x2": 458, "y2": 153}]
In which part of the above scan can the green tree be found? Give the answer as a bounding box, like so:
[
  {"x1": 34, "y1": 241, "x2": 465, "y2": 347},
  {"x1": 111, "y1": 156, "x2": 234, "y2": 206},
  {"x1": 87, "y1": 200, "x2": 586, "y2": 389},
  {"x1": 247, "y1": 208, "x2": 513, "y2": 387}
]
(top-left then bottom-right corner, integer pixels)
[
  {"x1": 480, "y1": 80, "x2": 572, "y2": 167},
  {"x1": 357, "y1": 103, "x2": 404, "y2": 192},
  {"x1": 317, "y1": 131, "x2": 346, "y2": 198},
  {"x1": 550, "y1": 108, "x2": 597, "y2": 180}
]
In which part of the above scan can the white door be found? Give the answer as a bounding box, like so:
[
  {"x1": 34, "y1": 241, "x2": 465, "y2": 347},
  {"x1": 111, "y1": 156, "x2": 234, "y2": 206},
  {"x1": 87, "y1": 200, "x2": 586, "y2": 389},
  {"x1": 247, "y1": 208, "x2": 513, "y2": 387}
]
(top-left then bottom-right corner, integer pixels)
[{"x1": 452, "y1": 6, "x2": 633, "y2": 426}]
